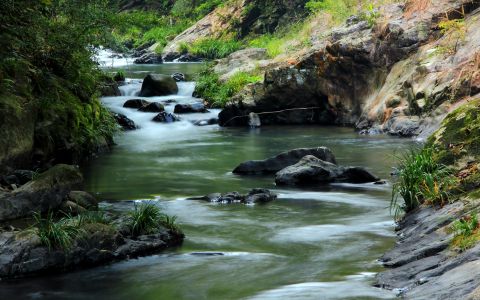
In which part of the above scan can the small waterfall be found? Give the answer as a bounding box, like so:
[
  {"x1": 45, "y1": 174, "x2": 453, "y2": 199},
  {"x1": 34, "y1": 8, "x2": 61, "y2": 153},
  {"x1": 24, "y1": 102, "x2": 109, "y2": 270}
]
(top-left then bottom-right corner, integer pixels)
[
  {"x1": 177, "y1": 82, "x2": 196, "y2": 97},
  {"x1": 119, "y1": 80, "x2": 142, "y2": 97}
]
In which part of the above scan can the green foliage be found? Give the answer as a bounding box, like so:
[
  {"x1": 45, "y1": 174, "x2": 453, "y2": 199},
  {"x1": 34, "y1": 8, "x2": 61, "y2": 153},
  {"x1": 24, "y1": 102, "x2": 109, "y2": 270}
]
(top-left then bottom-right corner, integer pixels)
[
  {"x1": 451, "y1": 213, "x2": 480, "y2": 251},
  {"x1": 437, "y1": 18, "x2": 466, "y2": 54},
  {"x1": 359, "y1": 4, "x2": 380, "y2": 28},
  {"x1": 127, "y1": 202, "x2": 180, "y2": 236},
  {"x1": 186, "y1": 38, "x2": 243, "y2": 59},
  {"x1": 305, "y1": 0, "x2": 358, "y2": 23},
  {"x1": 33, "y1": 211, "x2": 82, "y2": 250},
  {"x1": 195, "y1": 66, "x2": 262, "y2": 107},
  {"x1": 75, "y1": 210, "x2": 111, "y2": 226},
  {"x1": 391, "y1": 148, "x2": 455, "y2": 218},
  {"x1": 249, "y1": 34, "x2": 284, "y2": 58}
]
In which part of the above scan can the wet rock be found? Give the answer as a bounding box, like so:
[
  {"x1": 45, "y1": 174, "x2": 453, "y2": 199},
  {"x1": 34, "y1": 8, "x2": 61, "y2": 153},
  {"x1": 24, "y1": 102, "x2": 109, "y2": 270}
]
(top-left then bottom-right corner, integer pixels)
[
  {"x1": 174, "y1": 103, "x2": 209, "y2": 114},
  {"x1": 123, "y1": 99, "x2": 150, "y2": 109},
  {"x1": 134, "y1": 53, "x2": 163, "y2": 64},
  {"x1": 138, "y1": 102, "x2": 165, "y2": 113},
  {"x1": 192, "y1": 118, "x2": 218, "y2": 126},
  {"x1": 139, "y1": 74, "x2": 178, "y2": 97},
  {"x1": 188, "y1": 189, "x2": 276, "y2": 204},
  {"x1": 100, "y1": 83, "x2": 121, "y2": 97},
  {"x1": 233, "y1": 147, "x2": 337, "y2": 175},
  {"x1": 152, "y1": 112, "x2": 181, "y2": 123},
  {"x1": 67, "y1": 191, "x2": 98, "y2": 209},
  {"x1": 59, "y1": 200, "x2": 87, "y2": 215},
  {"x1": 275, "y1": 155, "x2": 379, "y2": 186},
  {"x1": 12, "y1": 170, "x2": 35, "y2": 185},
  {"x1": 171, "y1": 73, "x2": 186, "y2": 82},
  {"x1": 113, "y1": 113, "x2": 137, "y2": 131},
  {"x1": 0, "y1": 164, "x2": 83, "y2": 221}
]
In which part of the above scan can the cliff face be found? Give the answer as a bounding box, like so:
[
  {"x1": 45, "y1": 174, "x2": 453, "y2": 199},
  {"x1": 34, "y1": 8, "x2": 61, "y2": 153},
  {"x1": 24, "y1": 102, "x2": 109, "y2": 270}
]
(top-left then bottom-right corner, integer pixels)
[
  {"x1": 218, "y1": 0, "x2": 480, "y2": 137},
  {"x1": 161, "y1": 0, "x2": 308, "y2": 60}
]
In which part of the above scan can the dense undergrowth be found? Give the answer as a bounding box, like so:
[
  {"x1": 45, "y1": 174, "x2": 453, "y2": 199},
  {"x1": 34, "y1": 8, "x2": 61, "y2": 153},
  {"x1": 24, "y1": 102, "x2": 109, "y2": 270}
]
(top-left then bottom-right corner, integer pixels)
[{"x1": 0, "y1": 0, "x2": 118, "y2": 169}]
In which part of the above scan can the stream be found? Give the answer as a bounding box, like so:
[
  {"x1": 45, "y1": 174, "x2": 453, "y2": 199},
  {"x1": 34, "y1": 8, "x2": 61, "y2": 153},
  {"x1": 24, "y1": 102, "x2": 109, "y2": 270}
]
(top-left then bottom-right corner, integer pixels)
[{"x1": 0, "y1": 55, "x2": 415, "y2": 300}]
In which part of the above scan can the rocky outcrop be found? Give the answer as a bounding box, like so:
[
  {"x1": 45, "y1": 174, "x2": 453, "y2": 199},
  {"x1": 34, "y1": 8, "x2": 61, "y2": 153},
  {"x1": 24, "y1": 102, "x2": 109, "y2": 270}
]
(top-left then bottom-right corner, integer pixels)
[
  {"x1": 275, "y1": 155, "x2": 379, "y2": 186},
  {"x1": 138, "y1": 74, "x2": 178, "y2": 97},
  {"x1": 219, "y1": 0, "x2": 480, "y2": 135},
  {"x1": 0, "y1": 164, "x2": 83, "y2": 221},
  {"x1": 134, "y1": 52, "x2": 163, "y2": 64},
  {"x1": 162, "y1": 0, "x2": 308, "y2": 60},
  {"x1": 188, "y1": 188, "x2": 277, "y2": 204},
  {"x1": 0, "y1": 218, "x2": 184, "y2": 279},
  {"x1": 214, "y1": 48, "x2": 270, "y2": 81},
  {"x1": 233, "y1": 147, "x2": 336, "y2": 174}
]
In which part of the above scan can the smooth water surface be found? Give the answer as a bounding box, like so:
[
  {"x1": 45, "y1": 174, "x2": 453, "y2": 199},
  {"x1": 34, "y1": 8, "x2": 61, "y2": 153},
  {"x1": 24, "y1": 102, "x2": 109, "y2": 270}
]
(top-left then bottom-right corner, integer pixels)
[{"x1": 0, "y1": 61, "x2": 415, "y2": 300}]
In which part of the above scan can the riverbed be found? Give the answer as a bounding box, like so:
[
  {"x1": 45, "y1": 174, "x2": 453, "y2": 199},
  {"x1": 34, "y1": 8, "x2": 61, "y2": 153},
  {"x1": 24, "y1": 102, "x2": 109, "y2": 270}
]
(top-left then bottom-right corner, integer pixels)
[{"x1": 0, "y1": 60, "x2": 415, "y2": 300}]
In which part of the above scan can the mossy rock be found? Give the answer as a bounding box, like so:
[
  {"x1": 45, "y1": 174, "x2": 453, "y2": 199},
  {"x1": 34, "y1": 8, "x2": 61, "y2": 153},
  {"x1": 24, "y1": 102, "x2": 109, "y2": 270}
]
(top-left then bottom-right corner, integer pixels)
[{"x1": 426, "y1": 98, "x2": 480, "y2": 165}]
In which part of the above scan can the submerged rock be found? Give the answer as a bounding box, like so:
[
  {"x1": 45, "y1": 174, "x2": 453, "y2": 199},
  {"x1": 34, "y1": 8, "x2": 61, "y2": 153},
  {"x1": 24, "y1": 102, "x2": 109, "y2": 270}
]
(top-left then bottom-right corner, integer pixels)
[
  {"x1": 113, "y1": 113, "x2": 137, "y2": 131},
  {"x1": 188, "y1": 188, "x2": 277, "y2": 204},
  {"x1": 123, "y1": 99, "x2": 150, "y2": 109},
  {"x1": 139, "y1": 74, "x2": 178, "y2": 97},
  {"x1": 67, "y1": 191, "x2": 98, "y2": 209},
  {"x1": 138, "y1": 102, "x2": 165, "y2": 113},
  {"x1": 174, "y1": 103, "x2": 209, "y2": 114},
  {"x1": 152, "y1": 112, "x2": 181, "y2": 123},
  {"x1": 171, "y1": 73, "x2": 186, "y2": 82},
  {"x1": 0, "y1": 164, "x2": 83, "y2": 221},
  {"x1": 192, "y1": 118, "x2": 218, "y2": 126},
  {"x1": 233, "y1": 147, "x2": 337, "y2": 175},
  {"x1": 275, "y1": 155, "x2": 379, "y2": 186}
]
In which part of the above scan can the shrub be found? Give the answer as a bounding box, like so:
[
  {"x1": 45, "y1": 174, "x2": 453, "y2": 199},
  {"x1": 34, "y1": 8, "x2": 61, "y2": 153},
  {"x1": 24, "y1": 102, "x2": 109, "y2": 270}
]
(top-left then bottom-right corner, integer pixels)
[
  {"x1": 33, "y1": 211, "x2": 82, "y2": 250},
  {"x1": 127, "y1": 202, "x2": 180, "y2": 236},
  {"x1": 451, "y1": 213, "x2": 480, "y2": 251},
  {"x1": 391, "y1": 148, "x2": 456, "y2": 218}
]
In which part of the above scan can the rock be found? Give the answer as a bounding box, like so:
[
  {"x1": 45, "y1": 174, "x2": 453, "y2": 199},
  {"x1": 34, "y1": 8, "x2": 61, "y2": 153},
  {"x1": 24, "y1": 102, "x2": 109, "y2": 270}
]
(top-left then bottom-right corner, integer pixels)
[
  {"x1": 67, "y1": 191, "x2": 98, "y2": 209},
  {"x1": 174, "y1": 103, "x2": 209, "y2": 114},
  {"x1": 59, "y1": 200, "x2": 87, "y2": 215},
  {"x1": 134, "y1": 53, "x2": 163, "y2": 64},
  {"x1": 275, "y1": 155, "x2": 379, "y2": 186},
  {"x1": 138, "y1": 102, "x2": 165, "y2": 113},
  {"x1": 123, "y1": 99, "x2": 150, "y2": 109},
  {"x1": 113, "y1": 72, "x2": 125, "y2": 82},
  {"x1": 248, "y1": 112, "x2": 261, "y2": 127},
  {"x1": 12, "y1": 170, "x2": 34, "y2": 185},
  {"x1": 171, "y1": 73, "x2": 186, "y2": 82},
  {"x1": 187, "y1": 189, "x2": 277, "y2": 205},
  {"x1": 152, "y1": 112, "x2": 181, "y2": 123},
  {"x1": 138, "y1": 74, "x2": 178, "y2": 97},
  {"x1": 192, "y1": 118, "x2": 218, "y2": 126},
  {"x1": 214, "y1": 48, "x2": 270, "y2": 81},
  {"x1": 233, "y1": 147, "x2": 337, "y2": 175},
  {"x1": 100, "y1": 83, "x2": 121, "y2": 97},
  {"x1": 0, "y1": 164, "x2": 84, "y2": 221},
  {"x1": 113, "y1": 113, "x2": 137, "y2": 131}
]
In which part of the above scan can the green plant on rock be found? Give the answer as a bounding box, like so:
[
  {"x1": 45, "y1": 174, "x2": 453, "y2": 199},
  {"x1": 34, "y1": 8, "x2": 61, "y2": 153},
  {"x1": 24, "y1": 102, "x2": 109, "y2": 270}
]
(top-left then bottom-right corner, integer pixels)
[
  {"x1": 33, "y1": 211, "x2": 82, "y2": 251},
  {"x1": 359, "y1": 4, "x2": 380, "y2": 28},
  {"x1": 451, "y1": 213, "x2": 480, "y2": 251},
  {"x1": 127, "y1": 202, "x2": 180, "y2": 236},
  {"x1": 391, "y1": 148, "x2": 456, "y2": 218},
  {"x1": 187, "y1": 38, "x2": 243, "y2": 59},
  {"x1": 437, "y1": 18, "x2": 466, "y2": 54}
]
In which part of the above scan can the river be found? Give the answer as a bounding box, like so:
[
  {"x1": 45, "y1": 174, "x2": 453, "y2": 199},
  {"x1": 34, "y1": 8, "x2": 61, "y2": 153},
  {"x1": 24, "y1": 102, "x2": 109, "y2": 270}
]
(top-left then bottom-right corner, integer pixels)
[{"x1": 0, "y1": 55, "x2": 415, "y2": 299}]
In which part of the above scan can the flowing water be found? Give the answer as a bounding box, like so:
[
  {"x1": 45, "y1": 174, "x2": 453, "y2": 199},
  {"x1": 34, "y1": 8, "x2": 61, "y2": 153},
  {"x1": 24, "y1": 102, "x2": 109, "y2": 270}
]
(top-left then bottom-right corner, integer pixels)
[{"x1": 0, "y1": 56, "x2": 415, "y2": 300}]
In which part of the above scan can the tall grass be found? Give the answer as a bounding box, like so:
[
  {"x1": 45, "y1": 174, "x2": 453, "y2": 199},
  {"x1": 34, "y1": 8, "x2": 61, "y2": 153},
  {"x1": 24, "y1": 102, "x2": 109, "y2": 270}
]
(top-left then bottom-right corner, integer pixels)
[
  {"x1": 391, "y1": 148, "x2": 456, "y2": 218},
  {"x1": 127, "y1": 202, "x2": 180, "y2": 236},
  {"x1": 33, "y1": 212, "x2": 82, "y2": 250},
  {"x1": 185, "y1": 38, "x2": 243, "y2": 59},
  {"x1": 451, "y1": 213, "x2": 480, "y2": 251}
]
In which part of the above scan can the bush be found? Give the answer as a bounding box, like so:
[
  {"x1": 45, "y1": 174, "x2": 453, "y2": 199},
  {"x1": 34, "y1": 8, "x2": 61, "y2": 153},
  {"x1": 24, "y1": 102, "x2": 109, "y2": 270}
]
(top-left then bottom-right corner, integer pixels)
[
  {"x1": 391, "y1": 148, "x2": 456, "y2": 218},
  {"x1": 187, "y1": 38, "x2": 242, "y2": 59},
  {"x1": 33, "y1": 212, "x2": 82, "y2": 250},
  {"x1": 127, "y1": 202, "x2": 180, "y2": 236},
  {"x1": 195, "y1": 67, "x2": 262, "y2": 107}
]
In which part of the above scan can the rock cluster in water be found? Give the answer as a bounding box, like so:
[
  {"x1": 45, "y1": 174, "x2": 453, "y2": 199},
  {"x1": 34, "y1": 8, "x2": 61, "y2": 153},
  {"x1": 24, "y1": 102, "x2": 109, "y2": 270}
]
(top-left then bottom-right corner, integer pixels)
[{"x1": 188, "y1": 188, "x2": 277, "y2": 204}]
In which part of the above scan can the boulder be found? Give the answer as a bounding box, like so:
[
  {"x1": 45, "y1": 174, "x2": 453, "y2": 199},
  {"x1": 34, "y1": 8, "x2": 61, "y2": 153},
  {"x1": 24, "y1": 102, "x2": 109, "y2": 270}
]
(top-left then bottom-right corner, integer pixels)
[
  {"x1": 275, "y1": 155, "x2": 379, "y2": 186},
  {"x1": 138, "y1": 74, "x2": 178, "y2": 97},
  {"x1": 138, "y1": 102, "x2": 165, "y2": 113},
  {"x1": 0, "y1": 164, "x2": 84, "y2": 221},
  {"x1": 67, "y1": 191, "x2": 98, "y2": 209},
  {"x1": 233, "y1": 147, "x2": 337, "y2": 175},
  {"x1": 152, "y1": 112, "x2": 181, "y2": 123},
  {"x1": 187, "y1": 189, "x2": 277, "y2": 204},
  {"x1": 123, "y1": 99, "x2": 150, "y2": 109},
  {"x1": 174, "y1": 103, "x2": 209, "y2": 114},
  {"x1": 171, "y1": 73, "x2": 186, "y2": 82},
  {"x1": 100, "y1": 83, "x2": 121, "y2": 97},
  {"x1": 59, "y1": 200, "x2": 87, "y2": 215},
  {"x1": 134, "y1": 53, "x2": 163, "y2": 64},
  {"x1": 113, "y1": 113, "x2": 137, "y2": 131}
]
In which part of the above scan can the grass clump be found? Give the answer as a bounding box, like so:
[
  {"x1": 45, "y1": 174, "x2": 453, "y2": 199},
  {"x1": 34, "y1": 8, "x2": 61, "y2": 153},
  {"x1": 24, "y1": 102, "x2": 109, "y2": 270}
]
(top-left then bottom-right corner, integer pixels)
[
  {"x1": 391, "y1": 148, "x2": 456, "y2": 218},
  {"x1": 195, "y1": 66, "x2": 262, "y2": 107},
  {"x1": 184, "y1": 38, "x2": 242, "y2": 59},
  {"x1": 450, "y1": 213, "x2": 480, "y2": 252},
  {"x1": 127, "y1": 202, "x2": 180, "y2": 236},
  {"x1": 33, "y1": 211, "x2": 82, "y2": 251}
]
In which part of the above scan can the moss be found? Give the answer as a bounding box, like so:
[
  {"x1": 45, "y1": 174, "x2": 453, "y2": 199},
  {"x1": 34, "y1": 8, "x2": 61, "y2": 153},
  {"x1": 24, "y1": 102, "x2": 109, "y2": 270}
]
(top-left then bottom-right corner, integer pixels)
[{"x1": 426, "y1": 98, "x2": 480, "y2": 165}]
